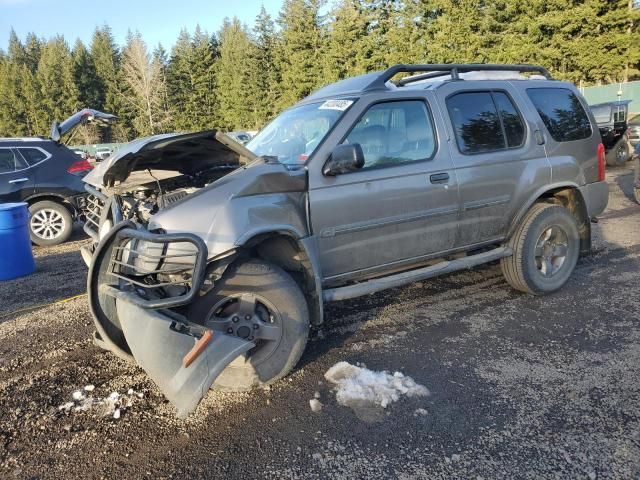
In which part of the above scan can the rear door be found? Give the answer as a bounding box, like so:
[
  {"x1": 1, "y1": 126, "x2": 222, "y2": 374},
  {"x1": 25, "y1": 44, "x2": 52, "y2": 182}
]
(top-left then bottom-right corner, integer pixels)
[
  {"x1": 308, "y1": 95, "x2": 459, "y2": 284},
  {"x1": 436, "y1": 83, "x2": 550, "y2": 247},
  {"x1": 0, "y1": 147, "x2": 35, "y2": 202}
]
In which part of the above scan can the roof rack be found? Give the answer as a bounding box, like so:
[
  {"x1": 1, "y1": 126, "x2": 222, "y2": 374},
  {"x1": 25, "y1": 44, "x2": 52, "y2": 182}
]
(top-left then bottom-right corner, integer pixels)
[{"x1": 364, "y1": 64, "x2": 553, "y2": 91}]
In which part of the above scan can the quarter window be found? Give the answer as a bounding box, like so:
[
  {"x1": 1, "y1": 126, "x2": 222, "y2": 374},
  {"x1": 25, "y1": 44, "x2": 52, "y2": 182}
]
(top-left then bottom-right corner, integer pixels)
[
  {"x1": 526, "y1": 88, "x2": 592, "y2": 142},
  {"x1": 343, "y1": 100, "x2": 436, "y2": 170},
  {"x1": 446, "y1": 91, "x2": 525, "y2": 154},
  {"x1": 0, "y1": 149, "x2": 21, "y2": 174},
  {"x1": 18, "y1": 147, "x2": 47, "y2": 166}
]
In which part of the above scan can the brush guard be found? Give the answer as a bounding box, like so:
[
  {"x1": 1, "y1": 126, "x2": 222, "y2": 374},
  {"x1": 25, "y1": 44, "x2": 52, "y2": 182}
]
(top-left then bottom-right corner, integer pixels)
[{"x1": 93, "y1": 222, "x2": 253, "y2": 417}]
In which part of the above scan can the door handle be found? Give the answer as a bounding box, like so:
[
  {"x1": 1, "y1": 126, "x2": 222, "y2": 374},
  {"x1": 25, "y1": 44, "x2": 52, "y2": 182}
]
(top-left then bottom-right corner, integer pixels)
[
  {"x1": 534, "y1": 129, "x2": 545, "y2": 145},
  {"x1": 8, "y1": 177, "x2": 29, "y2": 184},
  {"x1": 430, "y1": 173, "x2": 450, "y2": 184}
]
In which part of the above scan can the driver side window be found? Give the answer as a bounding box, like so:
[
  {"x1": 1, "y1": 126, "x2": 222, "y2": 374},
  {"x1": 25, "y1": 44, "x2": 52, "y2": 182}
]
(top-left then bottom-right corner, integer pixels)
[{"x1": 343, "y1": 100, "x2": 436, "y2": 170}]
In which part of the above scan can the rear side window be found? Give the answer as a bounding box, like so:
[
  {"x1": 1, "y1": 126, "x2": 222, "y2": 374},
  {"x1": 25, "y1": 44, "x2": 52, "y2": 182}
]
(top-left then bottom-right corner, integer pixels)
[
  {"x1": 526, "y1": 88, "x2": 592, "y2": 142},
  {"x1": 18, "y1": 147, "x2": 48, "y2": 166},
  {"x1": 446, "y1": 91, "x2": 525, "y2": 154},
  {"x1": 344, "y1": 100, "x2": 436, "y2": 170},
  {"x1": 0, "y1": 149, "x2": 23, "y2": 174}
]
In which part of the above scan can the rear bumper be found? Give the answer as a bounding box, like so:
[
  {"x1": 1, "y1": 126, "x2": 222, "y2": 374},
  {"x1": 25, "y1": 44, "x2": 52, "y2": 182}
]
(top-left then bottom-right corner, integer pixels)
[{"x1": 579, "y1": 181, "x2": 609, "y2": 218}]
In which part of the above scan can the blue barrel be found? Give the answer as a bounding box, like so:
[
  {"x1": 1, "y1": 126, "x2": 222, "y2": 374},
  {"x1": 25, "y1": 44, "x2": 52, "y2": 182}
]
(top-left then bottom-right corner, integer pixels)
[{"x1": 0, "y1": 202, "x2": 35, "y2": 281}]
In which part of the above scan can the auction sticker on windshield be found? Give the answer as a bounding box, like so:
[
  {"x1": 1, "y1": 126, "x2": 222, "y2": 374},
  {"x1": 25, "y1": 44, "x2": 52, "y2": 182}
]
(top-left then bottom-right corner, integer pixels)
[{"x1": 319, "y1": 99, "x2": 354, "y2": 111}]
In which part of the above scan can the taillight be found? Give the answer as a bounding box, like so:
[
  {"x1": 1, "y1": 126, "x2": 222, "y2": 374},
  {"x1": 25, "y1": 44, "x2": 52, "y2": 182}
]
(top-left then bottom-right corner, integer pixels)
[
  {"x1": 597, "y1": 143, "x2": 605, "y2": 182},
  {"x1": 67, "y1": 159, "x2": 93, "y2": 175}
]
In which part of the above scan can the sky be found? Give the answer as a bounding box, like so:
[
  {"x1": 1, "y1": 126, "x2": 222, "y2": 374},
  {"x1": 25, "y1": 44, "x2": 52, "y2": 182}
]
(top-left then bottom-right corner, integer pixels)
[{"x1": 0, "y1": 0, "x2": 286, "y2": 51}]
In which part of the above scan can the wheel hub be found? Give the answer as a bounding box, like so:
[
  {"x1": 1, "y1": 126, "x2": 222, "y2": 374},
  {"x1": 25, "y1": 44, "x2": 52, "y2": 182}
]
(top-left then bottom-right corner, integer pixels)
[
  {"x1": 534, "y1": 225, "x2": 569, "y2": 277},
  {"x1": 205, "y1": 293, "x2": 282, "y2": 347}
]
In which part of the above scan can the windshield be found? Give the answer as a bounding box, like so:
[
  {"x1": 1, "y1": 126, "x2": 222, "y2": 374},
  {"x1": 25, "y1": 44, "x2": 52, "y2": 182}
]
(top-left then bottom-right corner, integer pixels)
[{"x1": 246, "y1": 99, "x2": 354, "y2": 165}]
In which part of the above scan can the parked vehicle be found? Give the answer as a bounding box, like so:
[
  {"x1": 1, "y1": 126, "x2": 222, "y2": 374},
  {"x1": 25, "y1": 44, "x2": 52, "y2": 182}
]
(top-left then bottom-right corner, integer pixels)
[
  {"x1": 72, "y1": 149, "x2": 88, "y2": 160},
  {"x1": 95, "y1": 147, "x2": 113, "y2": 161},
  {"x1": 0, "y1": 109, "x2": 116, "y2": 246},
  {"x1": 590, "y1": 100, "x2": 634, "y2": 166},
  {"x1": 628, "y1": 113, "x2": 640, "y2": 148},
  {"x1": 84, "y1": 64, "x2": 608, "y2": 417}
]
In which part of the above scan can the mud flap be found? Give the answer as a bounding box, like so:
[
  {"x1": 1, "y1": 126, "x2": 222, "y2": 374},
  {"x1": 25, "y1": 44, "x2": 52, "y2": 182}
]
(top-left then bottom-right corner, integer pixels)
[{"x1": 116, "y1": 300, "x2": 252, "y2": 418}]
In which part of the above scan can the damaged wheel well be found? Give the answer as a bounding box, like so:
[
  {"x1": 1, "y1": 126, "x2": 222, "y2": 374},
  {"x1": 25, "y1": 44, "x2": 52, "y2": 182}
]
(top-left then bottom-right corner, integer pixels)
[{"x1": 207, "y1": 233, "x2": 323, "y2": 326}]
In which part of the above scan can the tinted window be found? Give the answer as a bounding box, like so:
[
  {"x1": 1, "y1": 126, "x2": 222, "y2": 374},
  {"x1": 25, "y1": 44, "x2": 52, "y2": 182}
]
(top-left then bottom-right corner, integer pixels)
[
  {"x1": 527, "y1": 88, "x2": 592, "y2": 142},
  {"x1": 493, "y1": 92, "x2": 525, "y2": 147},
  {"x1": 447, "y1": 92, "x2": 505, "y2": 154},
  {"x1": 0, "y1": 149, "x2": 20, "y2": 174},
  {"x1": 344, "y1": 101, "x2": 436, "y2": 169},
  {"x1": 18, "y1": 147, "x2": 47, "y2": 166}
]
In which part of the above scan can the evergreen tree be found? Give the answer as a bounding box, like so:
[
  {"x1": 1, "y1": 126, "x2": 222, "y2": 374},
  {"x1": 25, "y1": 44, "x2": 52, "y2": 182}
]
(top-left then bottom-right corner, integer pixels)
[
  {"x1": 275, "y1": 0, "x2": 325, "y2": 109},
  {"x1": 215, "y1": 18, "x2": 258, "y2": 130},
  {"x1": 322, "y1": 0, "x2": 371, "y2": 82},
  {"x1": 36, "y1": 36, "x2": 79, "y2": 133},
  {"x1": 72, "y1": 39, "x2": 101, "y2": 109},
  {"x1": 166, "y1": 27, "x2": 218, "y2": 131},
  {"x1": 248, "y1": 6, "x2": 280, "y2": 127},
  {"x1": 90, "y1": 26, "x2": 120, "y2": 114}
]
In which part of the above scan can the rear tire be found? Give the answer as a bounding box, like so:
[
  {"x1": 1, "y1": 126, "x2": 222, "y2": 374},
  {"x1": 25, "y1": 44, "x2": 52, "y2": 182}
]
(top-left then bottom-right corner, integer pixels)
[
  {"x1": 501, "y1": 203, "x2": 580, "y2": 295},
  {"x1": 606, "y1": 140, "x2": 629, "y2": 167},
  {"x1": 28, "y1": 200, "x2": 73, "y2": 246},
  {"x1": 187, "y1": 259, "x2": 309, "y2": 391}
]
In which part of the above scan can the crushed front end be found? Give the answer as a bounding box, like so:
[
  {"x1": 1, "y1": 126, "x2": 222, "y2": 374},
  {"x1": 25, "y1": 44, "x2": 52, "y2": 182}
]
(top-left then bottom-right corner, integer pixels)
[{"x1": 88, "y1": 221, "x2": 252, "y2": 417}]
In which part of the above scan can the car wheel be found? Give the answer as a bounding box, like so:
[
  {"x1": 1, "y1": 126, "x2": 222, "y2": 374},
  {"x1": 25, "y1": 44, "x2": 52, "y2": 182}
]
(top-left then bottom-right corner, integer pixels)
[
  {"x1": 28, "y1": 200, "x2": 73, "y2": 246},
  {"x1": 501, "y1": 203, "x2": 580, "y2": 295},
  {"x1": 187, "y1": 259, "x2": 309, "y2": 390},
  {"x1": 606, "y1": 140, "x2": 629, "y2": 167}
]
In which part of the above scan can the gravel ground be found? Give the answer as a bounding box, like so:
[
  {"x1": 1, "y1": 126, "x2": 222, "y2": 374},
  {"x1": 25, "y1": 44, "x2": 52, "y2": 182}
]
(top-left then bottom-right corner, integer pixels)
[{"x1": 0, "y1": 166, "x2": 639, "y2": 479}]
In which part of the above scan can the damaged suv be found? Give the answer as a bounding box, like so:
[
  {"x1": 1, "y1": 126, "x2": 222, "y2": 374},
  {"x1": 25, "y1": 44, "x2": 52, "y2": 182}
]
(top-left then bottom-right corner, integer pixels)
[{"x1": 84, "y1": 64, "x2": 609, "y2": 417}]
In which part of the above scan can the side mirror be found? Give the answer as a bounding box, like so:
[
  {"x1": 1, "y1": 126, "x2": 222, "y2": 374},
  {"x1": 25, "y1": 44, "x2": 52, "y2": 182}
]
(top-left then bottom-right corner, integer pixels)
[{"x1": 323, "y1": 143, "x2": 365, "y2": 176}]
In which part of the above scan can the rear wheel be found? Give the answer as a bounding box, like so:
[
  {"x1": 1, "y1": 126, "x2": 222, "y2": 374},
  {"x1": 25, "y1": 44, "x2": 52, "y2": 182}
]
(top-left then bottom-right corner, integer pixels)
[
  {"x1": 606, "y1": 140, "x2": 629, "y2": 167},
  {"x1": 501, "y1": 203, "x2": 580, "y2": 295},
  {"x1": 187, "y1": 259, "x2": 309, "y2": 390},
  {"x1": 28, "y1": 200, "x2": 73, "y2": 246}
]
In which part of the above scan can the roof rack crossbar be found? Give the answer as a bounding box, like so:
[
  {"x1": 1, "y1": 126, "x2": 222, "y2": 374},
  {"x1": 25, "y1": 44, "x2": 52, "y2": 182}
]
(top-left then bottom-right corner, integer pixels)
[{"x1": 365, "y1": 64, "x2": 553, "y2": 90}]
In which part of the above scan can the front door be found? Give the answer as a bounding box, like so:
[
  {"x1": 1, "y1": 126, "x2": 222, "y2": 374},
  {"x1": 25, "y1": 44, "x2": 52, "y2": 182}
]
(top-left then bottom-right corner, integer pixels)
[
  {"x1": 309, "y1": 98, "x2": 459, "y2": 284},
  {"x1": 0, "y1": 148, "x2": 34, "y2": 202}
]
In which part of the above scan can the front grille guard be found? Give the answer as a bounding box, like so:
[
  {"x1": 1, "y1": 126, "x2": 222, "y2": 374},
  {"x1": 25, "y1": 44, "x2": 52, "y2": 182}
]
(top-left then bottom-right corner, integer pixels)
[
  {"x1": 83, "y1": 184, "x2": 107, "y2": 240},
  {"x1": 102, "y1": 227, "x2": 208, "y2": 309}
]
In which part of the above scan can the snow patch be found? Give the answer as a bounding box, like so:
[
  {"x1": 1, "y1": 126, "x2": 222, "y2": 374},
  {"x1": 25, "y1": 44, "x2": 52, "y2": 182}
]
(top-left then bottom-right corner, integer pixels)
[
  {"x1": 324, "y1": 362, "x2": 429, "y2": 411},
  {"x1": 58, "y1": 387, "x2": 145, "y2": 419},
  {"x1": 309, "y1": 399, "x2": 323, "y2": 413}
]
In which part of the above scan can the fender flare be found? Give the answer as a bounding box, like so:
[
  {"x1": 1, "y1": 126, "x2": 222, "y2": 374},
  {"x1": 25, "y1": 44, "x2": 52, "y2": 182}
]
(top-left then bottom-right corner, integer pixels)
[
  {"x1": 231, "y1": 229, "x2": 325, "y2": 326},
  {"x1": 507, "y1": 181, "x2": 583, "y2": 238}
]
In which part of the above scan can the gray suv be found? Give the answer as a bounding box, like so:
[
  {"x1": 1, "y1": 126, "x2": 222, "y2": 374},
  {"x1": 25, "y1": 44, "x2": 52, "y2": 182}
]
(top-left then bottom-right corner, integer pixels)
[{"x1": 84, "y1": 64, "x2": 609, "y2": 417}]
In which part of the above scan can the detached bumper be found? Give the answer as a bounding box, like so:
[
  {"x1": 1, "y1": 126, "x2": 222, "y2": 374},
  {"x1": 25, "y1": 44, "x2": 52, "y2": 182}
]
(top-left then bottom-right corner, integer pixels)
[
  {"x1": 579, "y1": 181, "x2": 609, "y2": 219},
  {"x1": 114, "y1": 297, "x2": 251, "y2": 418},
  {"x1": 88, "y1": 221, "x2": 252, "y2": 417}
]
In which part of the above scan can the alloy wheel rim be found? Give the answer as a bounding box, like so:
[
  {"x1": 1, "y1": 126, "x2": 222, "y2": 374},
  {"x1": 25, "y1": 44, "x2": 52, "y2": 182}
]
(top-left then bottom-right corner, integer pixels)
[
  {"x1": 534, "y1": 225, "x2": 569, "y2": 277},
  {"x1": 204, "y1": 293, "x2": 283, "y2": 365},
  {"x1": 30, "y1": 208, "x2": 66, "y2": 240}
]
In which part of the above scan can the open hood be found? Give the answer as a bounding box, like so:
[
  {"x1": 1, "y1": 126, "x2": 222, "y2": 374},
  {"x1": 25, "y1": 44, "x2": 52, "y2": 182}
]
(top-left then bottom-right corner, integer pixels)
[
  {"x1": 50, "y1": 108, "x2": 117, "y2": 142},
  {"x1": 83, "y1": 130, "x2": 257, "y2": 188}
]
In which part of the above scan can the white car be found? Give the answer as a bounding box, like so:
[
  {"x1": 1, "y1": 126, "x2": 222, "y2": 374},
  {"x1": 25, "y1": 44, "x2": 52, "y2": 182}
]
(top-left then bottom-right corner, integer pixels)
[{"x1": 95, "y1": 147, "x2": 113, "y2": 161}]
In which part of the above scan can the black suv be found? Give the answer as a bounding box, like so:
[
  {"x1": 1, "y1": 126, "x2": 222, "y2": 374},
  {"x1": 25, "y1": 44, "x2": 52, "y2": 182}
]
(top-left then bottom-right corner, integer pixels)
[
  {"x1": 590, "y1": 100, "x2": 634, "y2": 166},
  {"x1": 0, "y1": 109, "x2": 115, "y2": 246}
]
